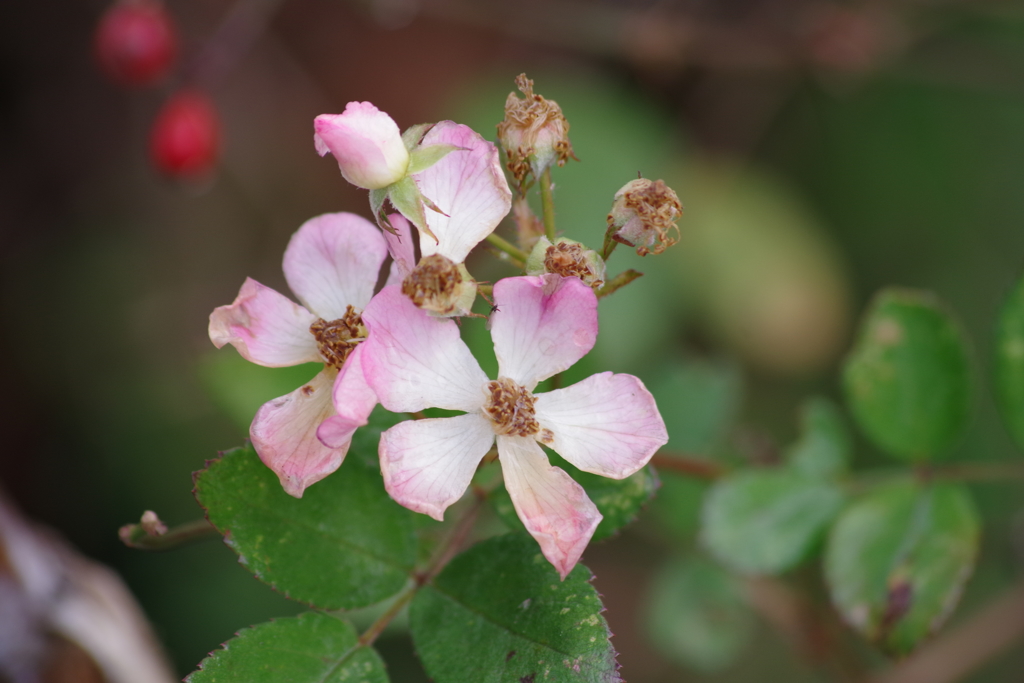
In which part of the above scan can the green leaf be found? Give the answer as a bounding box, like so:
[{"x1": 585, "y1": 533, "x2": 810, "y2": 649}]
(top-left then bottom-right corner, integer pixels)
[
  {"x1": 387, "y1": 176, "x2": 436, "y2": 243},
  {"x1": 187, "y1": 612, "x2": 388, "y2": 683},
  {"x1": 401, "y1": 122, "x2": 434, "y2": 150},
  {"x1": 194, "y1": 445, "x2": 416, "y2": 610},
  {"x1": 785, "y1": 397, "x2": 851, "y2": 479},
  {"x1": 647, "y1": 356, "x2": 742, "y2": 455},
  {"x1": 702, "y1": 469, "x2": 844, "y2": 575},
  {"x1": 995, "y1": 274, "x2": 1024, "y2": 450},
  {"x1": 824, "y1": 481, "x2": 980, "y2": 655},
  {"x1": 645, "y1": 556, "x2": 754, "y2": 673},
  {"x1": 348, "y1": 405, "x2": 407, "y2": 469},
  {"x1": 410, "y1": 534, "x2": 618, "y2": 683},
  {"x1": 492, "y1": 459, "x2": 658, "y2": 542},
  {"x1": 843, "y1": 288, "x2": 972, "y2": 460},
  {"x1": 407, "y1": 143, "x2": 463, "y2": 175}
]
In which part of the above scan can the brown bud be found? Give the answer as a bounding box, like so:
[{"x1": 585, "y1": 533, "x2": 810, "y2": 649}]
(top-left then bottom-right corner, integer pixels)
[
  {"x1": 402, "y1": 254, "x2": 478, "y2": 317},
  {"x1": 607, "y1": 178, "x2": 682, "y2": 256},
  {"x1": 525, "y1": 237, "x2": 606, "y2": 290},
  {"x1": 496, "y1": 74, "x2": 577, "y2": 190}
]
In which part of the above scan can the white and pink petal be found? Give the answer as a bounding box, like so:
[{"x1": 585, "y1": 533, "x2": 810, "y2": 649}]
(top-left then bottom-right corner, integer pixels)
[
  {"x1": 534, "y1": 372, "x2": 668, "y2": 479},
  {"x1": 318, "y1": 344, "x2": 377, "y2": 448},
  {"x1": 383, "y1": 212, "x2": 416, "y2": 288},
  {"x1": 497, "y1": 435, "x2": 601, "y2": 580},
  {"x1": 249, "y1": 369, "x2": 343, "y2": 498},
  {"x1": 379, "y1": 414, "x2": 494, "y2": 521},
  {"x1": 360, "y1": 286, "x2": 488, "y2": 413},
  {"x1": 209, "y1": 277, "x2": 320, "y2": 368},
  {"x1": 490, "y1": 275, "x2": 598, "y2": 389},
  {"x1": 282, "y1": 212, "x2": 388, "y2": 319},
  {"x1": 414, "y1": 121, "x2": 512, "y2": 263}
]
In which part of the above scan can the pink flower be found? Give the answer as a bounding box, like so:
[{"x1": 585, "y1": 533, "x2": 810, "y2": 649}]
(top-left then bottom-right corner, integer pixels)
[
  {"x1": 314, "y1": 102, "x2": 409, "y2": 190},
  {"x1": 358, "y1": 275, "x2": 668, "y2": 578},
  {"x1": 209, "y1": 213, "x2": 385, "y2": 497}
]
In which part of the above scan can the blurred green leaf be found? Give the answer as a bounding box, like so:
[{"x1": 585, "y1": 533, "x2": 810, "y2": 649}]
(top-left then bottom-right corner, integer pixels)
[
  {"x1": 492, "y1": 457, "x2": 657, "y2": 542},
  {"x1": 648, "y1": 356, "x2": 742, "y2": 455},
  {"x1": 824, "y1": 481, "x2": 980, "y2": 655},
  {"x1": 194, "y1": 444, "x2": 417, "y2": 610},
  {"x1": 651, "y1": 475, "x2": 709, "y2": 541},
  {"x1": 187, "y1": 612, "x2": 388, "y2": 683},
  {"x1": 702, "y1": 469, "x2": 844, "y2": 575},
  {"x1": 199, "y1": 350, "x2": 321, "y2": 432},
  {"x1": 995, "y1": 274, "x2": 1024, "y2": 450},
  {"x1": 843, "y1": 288, "x2": 972, "y2": 461},
  {"x1": 410, "y1": 534, "x2": 616, "y2": 683},
  {"x1": 785, "y1": 397, "x2": 851, "y2": 478},
  {"x1": 646, "y1": 555, "x2": 755, "y2": 673}
]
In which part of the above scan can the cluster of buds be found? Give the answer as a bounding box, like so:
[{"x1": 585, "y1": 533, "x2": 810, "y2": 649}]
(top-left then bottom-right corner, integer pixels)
[
  {"x1": 208, "y1": 90, "x2": 678, "y2": 577},
  {"x1": 93, "y1": 0, "x2": 220, "y2": 179},
  {"x1": 497, "y1": 74, "x2": 577, "y2": 191}
]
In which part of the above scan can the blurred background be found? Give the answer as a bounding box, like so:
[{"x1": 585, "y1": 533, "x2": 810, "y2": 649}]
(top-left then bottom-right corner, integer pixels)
[{"x1": 2, "y1": 0, "x2": 1024, "y2": 681}]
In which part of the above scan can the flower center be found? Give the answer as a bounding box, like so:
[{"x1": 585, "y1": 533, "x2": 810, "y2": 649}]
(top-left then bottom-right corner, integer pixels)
[
  {"x1": 483, "y1": 377, "x2": 540, "y2": 437},
  {"x1": 544, "y1": 241, "x2": 604, "y2": 289},
  {"x1": 309, "y1": 306, "x2": 366, "y2": 369},
  {"x1": 402, "y1": 254, "x2": 470, "y2": 316}
]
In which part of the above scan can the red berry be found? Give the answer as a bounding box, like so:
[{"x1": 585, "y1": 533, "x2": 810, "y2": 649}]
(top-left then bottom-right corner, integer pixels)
[
  {"x1": 150, "y1": 90, "x2": 220, "y2": 178},
  {"x1": 94, "y1": 0, "x2": 177, "y2": 87}
]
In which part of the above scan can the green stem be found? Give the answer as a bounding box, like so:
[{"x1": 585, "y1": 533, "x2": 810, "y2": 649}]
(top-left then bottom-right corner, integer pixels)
[
  {"x1": 596, "y1": 269, "x2": 643, "y2": 298},
  {"x1": 540, "y1": 168, "x2": 556, "y2": 241},
  {"x1": 600, "y1": 225, "x2": 620, "y2": 261},
  {"x1": 119, "y1": 518, "x2": 218, "y2": 551},
  {"x1": 485, "y1": 233, "x2": 529, "y2": 264},
  {"x1": 357, "y1": 490, "x2": 487, "y2": 646}
]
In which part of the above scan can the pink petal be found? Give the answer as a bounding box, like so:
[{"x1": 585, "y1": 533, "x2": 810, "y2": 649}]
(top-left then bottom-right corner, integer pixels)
[
  {"x1": 534, "y1": 372, "x2": 668, "y2": 478},
  {"x1": 313, "y1": 103, "x2": 409, "y2": 190},
  {"x1": 250, "y1": 369, "x2": 344, "y2": 498},
  {"x1": 379, "y1": 414, "x2": 494, "y2": 521},
  {"x1": 209, "y1": 277, "x2": 320, "y2": 367},
  {"x1": 282, "y1": 212, "x2": 388, "y2": 320},
  {"x1": 490, "y1": 275, "x2": 598, "y2": 389},
  {"x1": 383, "y1": 212, "x2": 416, "y2": 288},
  {"x1": 497, "y1": 436, "x2": 602, "y2": 580},
  {"x1": 413, "y1": 121, "x2": 512, "y2": 263},
  {"x1": 360, "y1": 286, "x2": 488, "y2": 413},
  {"x1": 318, "y1": 344, "x2": 377, "y2": 448}
]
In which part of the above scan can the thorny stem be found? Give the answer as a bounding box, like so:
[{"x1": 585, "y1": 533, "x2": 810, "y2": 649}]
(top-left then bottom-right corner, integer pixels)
[
  {"x1": 485, "y1": 233, "x2": 529, "y2": 264},
  {"x1": 119, "y1": 518, "x2": 218, "y2": 551},
  {"x1": 540, "y1": 168, "x2": 556, "y2": 241},
  {"x1": 596, "y1": 269, "x2": 643, "y2": 298},
  {"x1": 650, "y1": 452, "x2": 726, "y2": 480},
  {"x1": 357, "y1": 489, "x2": 487, "y2": 647}
]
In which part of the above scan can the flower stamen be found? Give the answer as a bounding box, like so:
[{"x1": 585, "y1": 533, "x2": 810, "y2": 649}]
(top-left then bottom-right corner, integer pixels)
[
  {"x1": 483, "y1": 377, "x2": 540, "y2": 437},
  {"x1": 310, "y1": 306, "x2": 366, "y2": 369}
]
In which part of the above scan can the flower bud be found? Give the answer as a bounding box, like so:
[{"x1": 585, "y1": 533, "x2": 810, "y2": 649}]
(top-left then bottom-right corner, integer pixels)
[
  {"x1": 401, "y1": 254, "x2": 477, "y2": 317},
  {"x1": 526, "y1": 237, "x2": 606, "y2": 290},
  {"x1": 94, "y1": 0, "x2": 177, "y2": 87},
  {"x1": 496, "y1": 74, "x2": 576, "y2": 189},
  {"x1": 149, "y1": 89, "x2": 219, "y2": 178},
  {"x1": 314, "y1": 102, "x2": 410, "y2": 190},
  {"x1": 607, "y1": 178, "x2": 682, "y2": 256}
]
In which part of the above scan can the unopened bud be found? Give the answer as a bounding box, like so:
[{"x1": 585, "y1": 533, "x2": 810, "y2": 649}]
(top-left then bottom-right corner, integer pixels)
[
  {"x1": 496, "y1": 74, "x2": 576, "y2": 189},
  {"x1": 314, "y1": 102, "x2": 410, "y2": 190},
  {"x1": 526, "y1": 237, "x2": 606, "y2": 290},
  {"x1": 402, "y1": 254, "x2": 477, "y2": 317},
  {"x1": 607, "y1": 178, "x2": 682, "y2": 256}
]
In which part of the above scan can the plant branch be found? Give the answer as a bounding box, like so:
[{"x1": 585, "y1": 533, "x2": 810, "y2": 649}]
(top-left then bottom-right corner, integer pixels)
[
  {"x1": 596, "y1": 269, "x2": 643, "y2": 298},
  {"x1": 118, "y1": 516, "x2": 218, "y2": 551},
  {"x1": 539, "y1": 168, "x2": 556, "y2": 241},
  {"x1": 357, "y1": 490, "x2": 487, "y2": 646},
  {"x1": 485, "y1": 233, "x2": 529, "y2": 264},
  {"x1": 867, "y1": 579, "x2": 1024, "y2": 683},
  {"x1": 650, "y1": 452, "x2": 725, "y2": 480}
]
